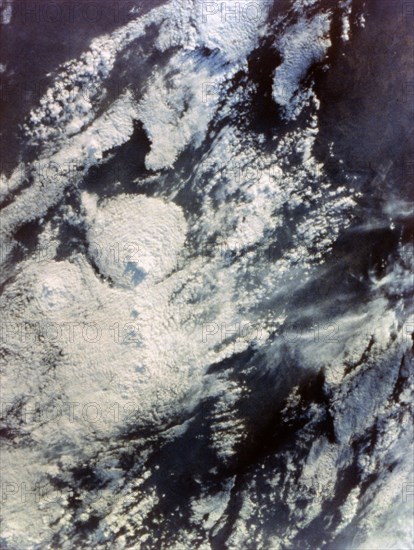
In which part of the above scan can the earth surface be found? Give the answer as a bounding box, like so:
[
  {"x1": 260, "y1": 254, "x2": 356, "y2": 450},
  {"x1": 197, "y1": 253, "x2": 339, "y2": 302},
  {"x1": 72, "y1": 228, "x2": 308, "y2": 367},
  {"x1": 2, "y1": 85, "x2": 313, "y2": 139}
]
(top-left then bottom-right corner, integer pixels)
[{"x1": 0, "y1": 0, "x2": 413, "y2": 548}]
